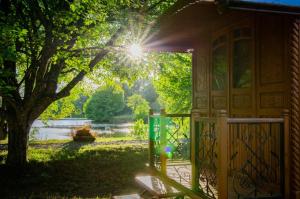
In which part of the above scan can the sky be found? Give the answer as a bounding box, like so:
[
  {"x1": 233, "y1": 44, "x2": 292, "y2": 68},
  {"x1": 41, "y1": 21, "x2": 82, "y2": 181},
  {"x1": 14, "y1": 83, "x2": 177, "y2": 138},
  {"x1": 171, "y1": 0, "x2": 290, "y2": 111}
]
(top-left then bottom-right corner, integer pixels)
[{"x1": 238, "y1": 0, "x2": 300, "y2": 6}]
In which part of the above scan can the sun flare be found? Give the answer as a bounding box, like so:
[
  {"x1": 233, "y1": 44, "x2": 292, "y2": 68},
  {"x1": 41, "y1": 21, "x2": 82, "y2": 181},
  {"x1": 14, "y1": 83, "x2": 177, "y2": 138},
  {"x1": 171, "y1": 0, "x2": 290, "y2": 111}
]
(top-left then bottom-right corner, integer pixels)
[{"x1": 128, "y1": 43, "x2": 143, "y2": 59}]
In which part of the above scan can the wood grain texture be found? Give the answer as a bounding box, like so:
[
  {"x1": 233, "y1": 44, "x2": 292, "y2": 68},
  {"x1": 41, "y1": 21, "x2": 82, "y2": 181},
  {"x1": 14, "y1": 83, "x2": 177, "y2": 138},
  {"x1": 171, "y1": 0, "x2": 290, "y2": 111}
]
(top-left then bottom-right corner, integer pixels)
[{"x1": 291, "y1": 18, "x2": 300, "y2": 198}]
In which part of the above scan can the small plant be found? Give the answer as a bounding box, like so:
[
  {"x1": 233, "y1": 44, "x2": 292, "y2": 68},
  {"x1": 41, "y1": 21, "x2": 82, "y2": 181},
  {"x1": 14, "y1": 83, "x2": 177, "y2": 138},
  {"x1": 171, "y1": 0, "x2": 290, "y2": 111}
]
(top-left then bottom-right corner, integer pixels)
[
  {"x1": 71, "y1": 125, "x2": 96, "y2": 142},
  {"x1": 131, "y1": 119, "x2": 148, "y2": 139}
]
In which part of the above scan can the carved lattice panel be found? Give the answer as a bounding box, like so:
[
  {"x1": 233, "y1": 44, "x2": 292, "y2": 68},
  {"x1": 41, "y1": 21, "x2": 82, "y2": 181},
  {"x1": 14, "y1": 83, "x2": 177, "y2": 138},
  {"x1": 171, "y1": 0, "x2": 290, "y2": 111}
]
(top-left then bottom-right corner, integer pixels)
[
  {"x1": 228, "y1": 123, "x2": 283, "y2": 198},
  {"x1": 165, "y1": 117, "x2": 190, "y2": 161},
  {"x1": 197, "y1": 119, "x2": 218, "y2": 198}
]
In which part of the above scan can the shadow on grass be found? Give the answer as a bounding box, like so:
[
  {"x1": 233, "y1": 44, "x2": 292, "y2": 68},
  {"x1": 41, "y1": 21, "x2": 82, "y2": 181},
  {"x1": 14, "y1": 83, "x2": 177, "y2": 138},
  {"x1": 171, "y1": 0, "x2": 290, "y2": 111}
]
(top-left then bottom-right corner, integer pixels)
[
  {"x1": 0, "y1": 143, "x2": 148, "y2": 198},
  {"x1": 52, "y1": 140, "x2": 92, "y2": 160}
]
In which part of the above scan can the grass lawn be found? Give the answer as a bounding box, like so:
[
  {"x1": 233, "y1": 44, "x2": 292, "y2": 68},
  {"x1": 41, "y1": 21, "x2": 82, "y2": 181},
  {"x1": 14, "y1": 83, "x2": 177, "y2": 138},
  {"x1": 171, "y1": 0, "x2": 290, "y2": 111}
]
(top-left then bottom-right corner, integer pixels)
[
  {"x1": 0, "y1": 140, "x2": 148, "y2": 198},
  {"x1": 0, "y1": 134, "x2": 137, "y2": 145}
]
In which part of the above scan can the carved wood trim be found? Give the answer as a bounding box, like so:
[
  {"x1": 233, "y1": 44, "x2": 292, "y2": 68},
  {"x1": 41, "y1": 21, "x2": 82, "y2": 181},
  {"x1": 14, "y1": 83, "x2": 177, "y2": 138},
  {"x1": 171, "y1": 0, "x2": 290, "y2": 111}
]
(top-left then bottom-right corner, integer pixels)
[{"x1": 291, "y1": 18, "x2": 300, "y2": 197}]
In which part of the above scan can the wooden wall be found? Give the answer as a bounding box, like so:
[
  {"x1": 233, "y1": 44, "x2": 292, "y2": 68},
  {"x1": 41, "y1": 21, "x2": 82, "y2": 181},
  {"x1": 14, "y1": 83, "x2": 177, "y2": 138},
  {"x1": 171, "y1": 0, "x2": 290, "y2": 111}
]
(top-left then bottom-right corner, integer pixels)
[
  {"x1": 192, "y1": 32, "x2": 211, "y2": 117},
  {"x1": 190, "y1": 9, "x2": 300, "y2": 199},
  {"x1": 192, "y1": 12, "x2": 291, "y2": 117}
]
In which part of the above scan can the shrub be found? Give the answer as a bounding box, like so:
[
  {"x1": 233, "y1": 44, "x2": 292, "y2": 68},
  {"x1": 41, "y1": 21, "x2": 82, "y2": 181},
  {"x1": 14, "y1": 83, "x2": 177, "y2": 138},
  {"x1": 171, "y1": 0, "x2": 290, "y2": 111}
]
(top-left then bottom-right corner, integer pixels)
[
  {"x1": 72, "y1": 125, "x2": 96, "y2": 142},
  {"x1": 131, "y1": 119, "x2": 148, "y2": 139},
  {"x1": 84, "y1": 86, "x2": 125, "y2": 122}
]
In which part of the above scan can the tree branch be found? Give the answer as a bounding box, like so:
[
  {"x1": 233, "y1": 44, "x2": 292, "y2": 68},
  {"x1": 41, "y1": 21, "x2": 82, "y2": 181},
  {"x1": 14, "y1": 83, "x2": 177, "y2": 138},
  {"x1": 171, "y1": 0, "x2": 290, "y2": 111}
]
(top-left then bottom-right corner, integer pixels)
[
  {"x1": 61, "y1": 68, "x2": 79, "y2": 74},
  {"x1": 31, "y1": 0, "x2": 52, "y2": 38},
  {"x1": 55, "y1": 25, "x2": 125, "y2": 100}
]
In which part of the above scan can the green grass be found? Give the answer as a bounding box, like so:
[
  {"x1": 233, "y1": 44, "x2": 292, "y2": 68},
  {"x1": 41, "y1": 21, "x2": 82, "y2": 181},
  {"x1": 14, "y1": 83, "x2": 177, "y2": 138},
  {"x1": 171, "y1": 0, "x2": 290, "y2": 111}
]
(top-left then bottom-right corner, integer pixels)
[
  {"x1": 0, "y1": 134, "x2": 138, "y2": 146},
  {"x1": 0, "y1": 137, "x2": 8, "y2": 145},
  {"x1": 0, "y1": 141, "x2": 148, "y2": 198},
  {"x1": 29, "y1": 136, "x2": 136, "y2": 145}
]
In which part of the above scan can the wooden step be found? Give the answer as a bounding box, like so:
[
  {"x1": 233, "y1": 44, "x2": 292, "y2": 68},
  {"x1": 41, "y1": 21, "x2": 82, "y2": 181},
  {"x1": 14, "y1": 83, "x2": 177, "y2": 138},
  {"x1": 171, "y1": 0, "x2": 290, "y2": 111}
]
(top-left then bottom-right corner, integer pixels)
[
  {"x1": 112, "y1": 193, "x2": 142, "y2": 199},
  {"x1": 135, "y1": 175, "x2": 184, "y2": 198}
]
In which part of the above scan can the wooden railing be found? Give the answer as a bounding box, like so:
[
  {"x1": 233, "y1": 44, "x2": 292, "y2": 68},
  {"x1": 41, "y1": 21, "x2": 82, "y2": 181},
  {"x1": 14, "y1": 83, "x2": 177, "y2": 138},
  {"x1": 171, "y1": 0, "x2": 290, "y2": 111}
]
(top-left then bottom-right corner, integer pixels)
[
  {"x1": 223, "y1": 111, "x2": 290, "y2": 199},
  {"x1": 194, "y1": 110, "x2": 290, "y2": 199},
  {"x1": 148, "y1": 110, "x2": 191, "y2": 175},
  {"x1": 149, "y1": 110, "x2": 290, "y2": 199},
  {"x1": 191, "y1": 115, "x2": 218, "y2": 198}
]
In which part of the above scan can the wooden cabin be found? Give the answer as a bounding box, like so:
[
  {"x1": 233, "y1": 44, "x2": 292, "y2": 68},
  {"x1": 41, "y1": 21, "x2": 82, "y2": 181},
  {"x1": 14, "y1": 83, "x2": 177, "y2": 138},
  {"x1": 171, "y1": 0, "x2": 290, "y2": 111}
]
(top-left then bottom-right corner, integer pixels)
[{"x1": 145, "y1": 1, "x2": 300, "y2": 199}]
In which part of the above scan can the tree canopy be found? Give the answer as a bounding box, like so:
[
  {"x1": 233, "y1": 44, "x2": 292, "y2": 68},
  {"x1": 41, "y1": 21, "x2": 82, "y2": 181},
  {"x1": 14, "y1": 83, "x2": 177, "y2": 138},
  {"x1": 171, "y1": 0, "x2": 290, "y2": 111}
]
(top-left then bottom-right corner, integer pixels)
[
  {"x1": 0, "y1": 0, "x2": 176, "y2": 166},
  {"x1": 127, "y1": 94, "x2": 150, "y2": 120},
  {"x1": 154, "y1": 53, "x2": 192, "y2": 113},
  {"x1": 84, "y1": 85, "x2": 125, "y2": 122}
]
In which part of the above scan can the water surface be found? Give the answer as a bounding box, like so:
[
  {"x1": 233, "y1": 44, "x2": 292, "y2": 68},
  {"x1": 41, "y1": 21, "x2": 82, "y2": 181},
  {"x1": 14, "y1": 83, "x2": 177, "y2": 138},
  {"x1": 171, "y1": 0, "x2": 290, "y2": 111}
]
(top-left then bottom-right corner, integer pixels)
[{"x1": 30, "y1": 119, "x2": 133, "y2": 140}]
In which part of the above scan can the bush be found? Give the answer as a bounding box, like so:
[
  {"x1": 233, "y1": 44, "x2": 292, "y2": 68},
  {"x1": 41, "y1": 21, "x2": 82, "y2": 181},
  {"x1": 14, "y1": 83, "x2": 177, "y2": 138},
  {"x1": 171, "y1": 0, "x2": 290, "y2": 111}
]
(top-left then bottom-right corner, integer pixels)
[
  {"x1": 71, "y1": 125, "x2": 96, "y2": 142},
  {"x1": 84, "y1": 86, "x2": 125, "y2": 122},
  {"x1": 127, "y1": 94, "x2": 150, "y2": 120},
  {"x1": 131, "y1": 119, "x2": 148, "y2": 139}
]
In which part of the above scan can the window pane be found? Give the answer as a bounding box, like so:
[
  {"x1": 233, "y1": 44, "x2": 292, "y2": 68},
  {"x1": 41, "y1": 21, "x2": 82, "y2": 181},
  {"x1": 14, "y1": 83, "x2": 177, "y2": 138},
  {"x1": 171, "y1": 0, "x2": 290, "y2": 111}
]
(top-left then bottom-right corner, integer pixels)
[
  {"x1": 212, "y1": 45, "x2": 227, "y2": 90},
  {"x1": 213, "y1": 35, "x2": 226, "y2": 48},
  {"x1": 233, "y1": 39, "x2": 252, "y2": 88}
]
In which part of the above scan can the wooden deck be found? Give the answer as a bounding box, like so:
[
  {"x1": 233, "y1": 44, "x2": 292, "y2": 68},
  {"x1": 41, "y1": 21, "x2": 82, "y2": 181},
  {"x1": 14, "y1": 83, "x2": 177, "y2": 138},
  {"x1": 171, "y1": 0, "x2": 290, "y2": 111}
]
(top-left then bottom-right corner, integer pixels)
[
  {"x1": 165, "y1": 161, "x2": 282, "y2": 199},
  {"x1": 166, "y1": 162, "x2": 192, "y2": 189},
  {"x1": 135, "y1": 175, "x2": 184, "y2": 198},
  {"x1": 165, "y1": 161, "x2": 218, "y2": 198}
]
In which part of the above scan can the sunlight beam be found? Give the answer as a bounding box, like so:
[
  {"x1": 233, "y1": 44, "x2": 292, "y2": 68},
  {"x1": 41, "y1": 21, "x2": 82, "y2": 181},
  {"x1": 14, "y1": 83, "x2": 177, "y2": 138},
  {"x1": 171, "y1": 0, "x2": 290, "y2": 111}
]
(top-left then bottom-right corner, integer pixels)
[{"x1": 127, "y1": 43, "x2": 143, "y2": 59}]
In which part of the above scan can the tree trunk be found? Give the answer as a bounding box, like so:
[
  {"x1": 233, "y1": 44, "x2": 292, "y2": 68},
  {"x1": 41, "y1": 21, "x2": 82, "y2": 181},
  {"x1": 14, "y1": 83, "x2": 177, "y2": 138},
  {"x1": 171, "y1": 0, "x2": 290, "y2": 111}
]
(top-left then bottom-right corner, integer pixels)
[
  {"x1": 6, "y1": 119, "x2": 32, "y2": 167},
  {"x1": 0, "y1": 120, "x2": 8, "y2": 140}
]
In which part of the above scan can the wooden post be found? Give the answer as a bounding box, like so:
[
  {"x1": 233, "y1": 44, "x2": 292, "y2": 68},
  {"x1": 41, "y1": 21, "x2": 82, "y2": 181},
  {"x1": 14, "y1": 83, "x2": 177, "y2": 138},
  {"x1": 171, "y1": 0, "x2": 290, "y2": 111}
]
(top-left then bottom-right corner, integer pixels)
[
  {"x1": 160, "y1": 109, "x2": 167, "y2": 175},
  {"x1": 191, "y1": 109, "x2": 200, "y2": 191},
  {"x1": 291, "y1": 18, "x2": 300, "y2": 199},
  {"x1": 217, "y1": 110, "x2": 228, "y2": 199},
  {"x1": 148, "y1": 109, "x2": 155, "y2": 168},
  {"x1": 283, "y1": 110, "x2": 290, "y2": 199}
]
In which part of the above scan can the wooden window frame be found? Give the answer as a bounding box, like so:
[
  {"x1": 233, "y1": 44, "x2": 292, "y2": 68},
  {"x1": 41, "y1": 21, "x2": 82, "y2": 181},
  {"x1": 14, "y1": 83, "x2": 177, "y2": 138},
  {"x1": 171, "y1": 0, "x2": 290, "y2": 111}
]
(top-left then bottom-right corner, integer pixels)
[{"x1": 210, "y1": 18, "x2": 255, "y2": 116}]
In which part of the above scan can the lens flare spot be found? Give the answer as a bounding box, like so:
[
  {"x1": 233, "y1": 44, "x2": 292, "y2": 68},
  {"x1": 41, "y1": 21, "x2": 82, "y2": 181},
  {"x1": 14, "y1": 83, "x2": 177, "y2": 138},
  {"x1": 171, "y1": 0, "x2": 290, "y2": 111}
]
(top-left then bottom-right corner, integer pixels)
[{"x1": 128, "y1": 43, "x2": 143, "y2": 59}]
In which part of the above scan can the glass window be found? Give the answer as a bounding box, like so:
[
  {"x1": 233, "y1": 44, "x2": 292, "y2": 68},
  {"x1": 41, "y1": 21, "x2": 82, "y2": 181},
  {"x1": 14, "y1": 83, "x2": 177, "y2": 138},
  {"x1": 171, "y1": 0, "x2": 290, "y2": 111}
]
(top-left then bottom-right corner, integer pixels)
[
  {"x1": 212, "y1": 44, "x2": 227, "y2": 90},
  {"x1": 232, "y1": 28, "x2": 252, "y2": 88},
  {"x1": 213, "y1": 35, "x2": 226, "y2": 48}
]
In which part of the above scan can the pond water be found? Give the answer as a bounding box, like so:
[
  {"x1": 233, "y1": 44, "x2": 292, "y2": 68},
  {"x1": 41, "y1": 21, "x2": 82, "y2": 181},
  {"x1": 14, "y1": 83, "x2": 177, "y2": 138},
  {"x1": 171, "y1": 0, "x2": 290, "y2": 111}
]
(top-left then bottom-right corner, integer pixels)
[{"x1": 30, "y1": 119, "x2": 133, "y2": 140}]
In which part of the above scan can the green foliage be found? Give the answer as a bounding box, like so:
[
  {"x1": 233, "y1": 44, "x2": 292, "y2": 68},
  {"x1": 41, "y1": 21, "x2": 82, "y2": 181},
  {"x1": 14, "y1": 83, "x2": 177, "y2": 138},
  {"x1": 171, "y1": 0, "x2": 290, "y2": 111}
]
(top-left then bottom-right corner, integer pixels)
[
  {"x1": 111, "y1": 114, "x2": 134, "y2": 123},
  {"x1": 0, "y1": 0, "x2": 176, "y2": 119},
  {"x1": 122, "y1": 79, "x2": 160, "y2": 112},
  {"x1": 0, "y1": 0, "x2": 179, "y2": 165},
  {"x1": 127, "y1": 94, "x2": 150, "y2": 120},
  {"x1": 84, "y1": 85, "x2": 125, "y2": 122},
  {"x1": 40, "y1": 83, "x2": 89, "y2": 120},
  {"x1": 132, "y1": 119, "x2": 148, "y2": 139},
  {"x1": 71, "y1": 95, "x2": 88, "y2": 118},
  {"x1": 153, "y1": 53, "x2": 192, "y2": 113}
]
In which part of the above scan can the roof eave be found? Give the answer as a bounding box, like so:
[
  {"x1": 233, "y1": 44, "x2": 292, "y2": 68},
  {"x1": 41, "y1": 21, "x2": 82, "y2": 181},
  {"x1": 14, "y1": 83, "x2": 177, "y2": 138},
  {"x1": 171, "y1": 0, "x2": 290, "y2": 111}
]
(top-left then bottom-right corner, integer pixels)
[{"x1": 224, "y1": 0, "x2": 300, "y2": 15}]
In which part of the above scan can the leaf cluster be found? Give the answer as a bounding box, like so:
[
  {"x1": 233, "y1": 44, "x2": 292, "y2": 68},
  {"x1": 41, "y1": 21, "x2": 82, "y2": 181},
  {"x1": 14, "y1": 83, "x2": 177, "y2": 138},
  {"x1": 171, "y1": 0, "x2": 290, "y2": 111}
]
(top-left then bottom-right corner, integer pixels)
[
  {"x1": 153, "y1": 53, "x2": 192, "y2": 113},
  {"x1": 84, "y1": 85, "x2": 125, "y2": 122},
  {"x1": 127, "y1": 94, "x2": 150, "y2": 120},
  {"x1": 0, "y1": 0, "x2": 176, "y2": 124}
]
